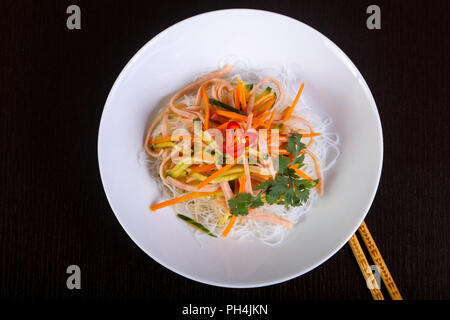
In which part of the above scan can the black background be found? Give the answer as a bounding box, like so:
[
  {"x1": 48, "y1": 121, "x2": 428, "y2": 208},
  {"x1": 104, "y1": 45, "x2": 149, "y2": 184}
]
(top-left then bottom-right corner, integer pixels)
[{"x1": 0, "y1": 0, "x2": 449, "y2": 301}]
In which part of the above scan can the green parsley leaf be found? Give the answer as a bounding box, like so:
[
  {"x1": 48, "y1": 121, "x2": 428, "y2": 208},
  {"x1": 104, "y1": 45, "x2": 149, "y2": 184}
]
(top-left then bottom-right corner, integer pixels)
[
  {"x1": 291, "y1": 154, "x2": 305, "y2": 167},
  {"x1": 266, "y1": 192, "x2": 280, "y2": 205},
  {"x1": 228, "y1": 193, "x2": 264, "y2": 216},
  {"x1": 286, "y1": 133, "x2": 306, "y2": 158},
  {"x1": 297, "y1": 188, "x2": 310, "y2": 204},
  {"x1": 255, "y1": 180, "x2": 272, "y2": 192},
  {"x1": 277, "y1": 156, "x2": 290, "y2": 174},
  {"x1": 232, "y1": 133, "x2": 318, "y2": 213}
]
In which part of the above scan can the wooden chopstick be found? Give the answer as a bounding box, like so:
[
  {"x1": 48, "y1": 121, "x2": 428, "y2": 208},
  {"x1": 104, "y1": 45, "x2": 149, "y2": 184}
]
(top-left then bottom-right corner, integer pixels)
[
  {"x1": 348, "y1": 233, "x2": 385, "y2": 300},
  {"x1": 348, "y1": 221, "x2": 403, "y2": 300},
  {"x1": 358, "y1": 221, "x2": 403, "y2": 300}
]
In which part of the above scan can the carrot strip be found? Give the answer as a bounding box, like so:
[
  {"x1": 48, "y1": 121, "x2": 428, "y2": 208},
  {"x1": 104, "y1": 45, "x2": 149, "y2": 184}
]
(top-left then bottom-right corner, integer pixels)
[
  {"x1": 282, "y1": 82, "x2": 305, "y2": 121},
  {"x1": 253, "y1": 110, "x2": 271, "y2": 130},
  {"x1": 255, "y1": 93, "x2": 275, "y2": 109},
  {"x1": 222, "y1": 215, "x2": 237, "y2": 237},
  {"x1": 190, "y1": 164, "x2": 217, "y2": 174},
  {"x1": 276, "y1": 149, "x2": 291, "y2": 155},
  {"x1": 211, "y1": 113, "x2": 229, "y2": 125},
  {"x1": 196, "y1": 162, "x2": 236, "y2": 190},
  {"x1": 149, "y1": 135, "x2": 192, "y2": 144},
  {"x1": 300, "y1": 132, "x2": 321, "y2": 138},
  {"x1": 201, "y1": 86, "x2": 210, "y2": 130},
  {"x1": 255, "y1": 97, "x2": 275, "y2": 117},
  {"x1": 265, "y1": 109, "x2": 276, "y2": 129},
  {"x1": 290, "y1": 166, "x2": 313, "y2": 181},
  {"x1": 238, "y1": 175, "x2": 246, "y2": 193},
  {"x1": 214, "y1": 110, "x2": 266, "y2": 127},
  {"x1": 238, "y1": 80, "x2": 247, "y2": 113},
  {"x1": 215, "y1": 109, "x2": 246, "y2": 120},
  {"x1": 267, "y1": 132, "x2": 321, "y2": 141},
  {"x1": 234, "y1": 85, "x2": 240, "y2": 110},
  {"x1": 222, "y1": 175, "x2": 246, "y2": 237},
  {"x1": 251, "y1": 172, "x2": 271, "y2": 181},
  {"x1": 150, "y1": 191, "x2": 217, "y2": 211},
  {"x1": 257, "y1": 110, "x2": 271, "y2": 122},
  {"x1": 149, "y1": 136, "x2": 173, "y2": 144}
]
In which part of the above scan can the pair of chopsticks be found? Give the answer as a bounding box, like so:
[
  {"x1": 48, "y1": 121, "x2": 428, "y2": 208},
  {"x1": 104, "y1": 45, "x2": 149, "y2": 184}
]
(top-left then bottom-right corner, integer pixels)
[{"x1": 348, "y1": 221, "x2": 403, "y2": 300}]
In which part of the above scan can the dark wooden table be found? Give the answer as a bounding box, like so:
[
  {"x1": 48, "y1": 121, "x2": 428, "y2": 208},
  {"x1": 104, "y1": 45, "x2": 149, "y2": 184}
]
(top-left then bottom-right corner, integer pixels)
[{"x1": 1, "y1": 0, "x2": 448, "y2": 302}]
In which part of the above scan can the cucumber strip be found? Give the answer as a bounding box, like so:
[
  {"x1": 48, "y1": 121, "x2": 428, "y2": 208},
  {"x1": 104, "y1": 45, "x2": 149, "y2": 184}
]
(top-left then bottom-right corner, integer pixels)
[
  {"x1": 256, "y1": 86, "x2": 273, "y2": 100},
  {"x1": 255, "y1": 98, "x2": 275, "y2": 112},
  {"x1": 152, "y1": 142, "x2": 176, "y2": 149},
  {"x1": 172, "y1": 163, "x2": 191, "y2": 178},
  {"x1": 167, "y1": 158, "x2": 192, "y2": 177},
  {"x1": 191, "y1": 170, "x2": 244, "y2": 183},
  {"x1": 212, "y1": 172, "x2": 244, "y2": 183},
  {"x1": 219, "y1": 166, "x2": 244, "y2": 175},
  {"x1": 191, "y1": 173, "x2": 207, "y2": 181},
  {"x1": 177, "y1": 214, "x2": 217, "y2": 238},
  {"x1": 209, "y1": 98, "x2": 247, "y2": 116}
]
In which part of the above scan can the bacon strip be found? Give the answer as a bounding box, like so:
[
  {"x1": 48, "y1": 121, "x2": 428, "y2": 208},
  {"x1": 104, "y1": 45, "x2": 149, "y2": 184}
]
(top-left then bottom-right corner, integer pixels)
[
  {"x1": 169, "y1": 66, "x2": 233, "y2": 118},
  {"x1": 246, "y1": 211, "x2": 293, "y2": 229},
  {"x1": 144, "y1": 111, "x2": 166, "y2": 157}
]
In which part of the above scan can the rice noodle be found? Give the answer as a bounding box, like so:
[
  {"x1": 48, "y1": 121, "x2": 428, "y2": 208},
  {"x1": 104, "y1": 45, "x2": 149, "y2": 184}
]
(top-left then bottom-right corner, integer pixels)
[{"x1": 140, "y1": 57, "x2": 340, "y2": 245}]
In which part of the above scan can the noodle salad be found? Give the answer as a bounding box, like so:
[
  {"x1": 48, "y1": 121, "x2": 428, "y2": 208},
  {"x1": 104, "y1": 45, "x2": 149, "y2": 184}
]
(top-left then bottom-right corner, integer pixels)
[{"x1": 143, "y1": 63, "x2": 339, "y2": 245}]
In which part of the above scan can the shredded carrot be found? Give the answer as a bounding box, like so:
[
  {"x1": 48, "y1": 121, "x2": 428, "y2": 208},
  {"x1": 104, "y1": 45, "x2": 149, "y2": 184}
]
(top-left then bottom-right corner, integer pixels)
[
  {"x1": 190, "y1": 164, "x2": 217, "y2": 174},
  {"x1": 265, "y1": 109, "x2": 276, "y2": 129},
  {"x1": 201, "y1": 86, "x2": 210, "y2": 130},
  {"x1": 211, "y1": 114, "x2": 229, "y2": 125},
  {"x1": 253, "y1": 110, "x2": 271, "y2": 130},
  {"x1": 234, "y1": 85, "x2": 240, "y2": 110},
  {"x1": 238, "y1": 175, "x2": 246, "y2": 193},
  {"x1": 300, "y1": 132, "x2": 322, "y2": 138},
  {"x1": 196, "y1": 162, "x2": 235, "y2": 190},
  {"x1": 215, "y1": 109, "x2": 246, "y2": 120},
  {"x1": 150, "y1": 191, "x2": 217, "y2": 211},
  {"x1": 257, "y1": 110, "x2": 271, "y2": 122},
  {"x1": 276, "y1": 149, "x2": 291, "y2": 155},
  {"x1": 223, "y1": 175, "x2": 245, "y2": 237},
  {"x1": 290, "y1": 166, "x2": 313, "y2": 181},
  {"x1": 148, "y1": 135, "x2": 191, "y2": 144},
  {"x1": 222, "y1": 215, "x2": 236, "y2": 237},
  {"x1": 282, "y1": 82, "x2": 305, "y2": 121},
  {"x1": 255, "y1": 93, "x2": 275, "y2": 110},
  {"x1": 214, "y1": 110, "x2": 266, "y2": 127},
  {"x1": 149, "y1": 136, "x2": 173, "y2": 144},
  {"x1": 266, "y1": 131, "x2": 320, "y2": 141},
  {"x1": 251, "y1": 172, "x2": 271, "y2": 181},
  {"x1": 237, "y1": 80, "x2": 247, "y2": 113},
  {"x1": 255, "y1": 97, "x2": 275, "y2": 116}
]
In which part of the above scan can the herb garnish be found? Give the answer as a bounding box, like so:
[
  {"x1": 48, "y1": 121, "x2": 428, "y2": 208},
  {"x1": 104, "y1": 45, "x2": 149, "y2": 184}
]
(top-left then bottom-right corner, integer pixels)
[
  {"x1": 228, "y1": 193, "x2": 264, "y2": 216},
  {"x1": 227, "y1": 133, "x2": 318, "y2": 215}
]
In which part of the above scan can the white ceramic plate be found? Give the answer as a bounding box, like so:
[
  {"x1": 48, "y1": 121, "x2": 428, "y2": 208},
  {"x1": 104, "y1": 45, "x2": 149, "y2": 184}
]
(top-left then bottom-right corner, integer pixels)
[{"x1": 98, "y1": 9, "x2": 383, "y2": 288}]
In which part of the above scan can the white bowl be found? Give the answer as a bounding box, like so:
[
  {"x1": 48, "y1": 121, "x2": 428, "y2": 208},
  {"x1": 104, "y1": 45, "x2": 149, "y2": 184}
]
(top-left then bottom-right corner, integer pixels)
[{"x1": 98, "y1": 9, "x2": 383, "y2": 288}]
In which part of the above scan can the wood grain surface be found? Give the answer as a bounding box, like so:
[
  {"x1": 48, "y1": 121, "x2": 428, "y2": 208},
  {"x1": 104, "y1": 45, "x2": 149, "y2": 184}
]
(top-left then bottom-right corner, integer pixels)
[{"x1": 0, "y1": 0, "x2": 448, "y2": 300}]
